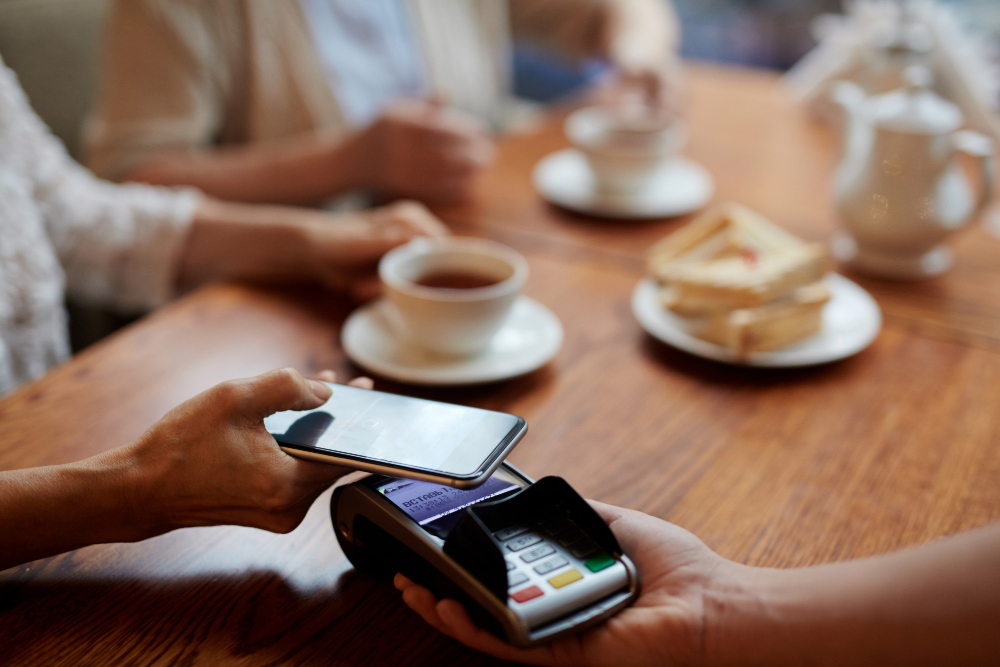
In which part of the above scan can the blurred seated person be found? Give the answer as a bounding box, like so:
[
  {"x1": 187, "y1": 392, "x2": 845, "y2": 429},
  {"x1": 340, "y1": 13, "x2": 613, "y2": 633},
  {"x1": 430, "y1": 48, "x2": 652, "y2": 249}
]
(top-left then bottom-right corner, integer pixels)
[
  {"x1": 83, "y1": 0, "x2": 681, "y2": 206},
  {"x1": 0, "y1": 54, "x2": 445, "y2": 395},
  {"x1": 398, "y1": 501, "x2": 1000, "y2": 665}
]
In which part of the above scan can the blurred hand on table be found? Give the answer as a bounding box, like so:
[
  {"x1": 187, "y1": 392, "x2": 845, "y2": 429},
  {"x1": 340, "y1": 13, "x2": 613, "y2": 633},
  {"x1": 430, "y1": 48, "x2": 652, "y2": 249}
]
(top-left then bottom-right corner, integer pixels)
[
  {"x1": 179, "y1": 197, "x2": 449, "y2": 301},
  {"x1": 598, "y1": 0, "x2": 684, "y2": 119},
  {"x1": 358, "y1": 99, "x2": 496, "y2": 204},
  {"x1": 120, "y1": 99, "x2": 493, "y2": 209},
  {"x1": 304, "y1": 199, "x2": 450, "y2": 299}
]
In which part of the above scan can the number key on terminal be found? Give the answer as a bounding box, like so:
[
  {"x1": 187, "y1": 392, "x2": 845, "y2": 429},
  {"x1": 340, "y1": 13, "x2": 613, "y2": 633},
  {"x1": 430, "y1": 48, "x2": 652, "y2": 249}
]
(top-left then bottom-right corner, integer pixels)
[
  {"x1": 519, "y1": 544, "x2": 555, "y2": 563},
  {"x1": 533, "y1": 556, "x2": 569, "y2": 575},
  {"x1": 508, "y1": 571, "x2": 529, "y2": 587},
  {"x1": 505, "y1": 533, "x2": 543, "y2": 552},
  {"x1": 494, "y1": 525, "x2": 530, "y2": 541},
  {"x1": 505, "y1": 559, "x2": 516, "y2": 571}
]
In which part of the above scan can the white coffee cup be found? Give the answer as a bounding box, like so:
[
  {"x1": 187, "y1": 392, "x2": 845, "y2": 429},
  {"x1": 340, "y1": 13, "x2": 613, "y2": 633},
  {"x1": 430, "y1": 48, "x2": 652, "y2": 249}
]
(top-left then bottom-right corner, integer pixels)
[
  {"x1": 565, "y1": 105, "x2": 685, "y2": 199},
  {"x1": 379, "y1": 237, "x2": 529, "y2": 356}
]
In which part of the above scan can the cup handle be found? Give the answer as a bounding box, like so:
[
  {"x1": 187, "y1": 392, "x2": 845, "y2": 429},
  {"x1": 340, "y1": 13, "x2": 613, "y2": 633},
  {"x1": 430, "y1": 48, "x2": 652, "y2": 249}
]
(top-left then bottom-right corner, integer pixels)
[{"x1": 952, "y1": 130, "x2": 996, "y2": 225}]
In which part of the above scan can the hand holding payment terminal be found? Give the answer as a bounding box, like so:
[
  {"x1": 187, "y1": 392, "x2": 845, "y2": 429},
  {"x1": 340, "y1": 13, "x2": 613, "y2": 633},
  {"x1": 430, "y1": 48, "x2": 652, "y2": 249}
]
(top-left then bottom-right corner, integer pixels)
[{"x1": 331, "y1": 463, "x2": 640, "y2": 647}]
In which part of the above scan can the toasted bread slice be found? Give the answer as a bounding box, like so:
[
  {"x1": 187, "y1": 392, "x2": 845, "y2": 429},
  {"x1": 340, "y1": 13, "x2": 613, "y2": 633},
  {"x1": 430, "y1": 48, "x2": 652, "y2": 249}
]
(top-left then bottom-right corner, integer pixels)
[
  {"x1": 648, "y1": 202, "x2": 802, "y2": 277},
  {"x1": 660, "y1": 243, "x2": 831, "y2": 314},
  {"x1": 695, "y1": 281, "x2": 831, "y2": 356}
]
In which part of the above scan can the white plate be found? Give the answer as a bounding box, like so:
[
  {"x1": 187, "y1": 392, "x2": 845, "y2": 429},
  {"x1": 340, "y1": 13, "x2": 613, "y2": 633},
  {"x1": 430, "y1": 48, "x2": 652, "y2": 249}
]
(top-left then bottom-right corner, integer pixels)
[
  {"x1": 532, "y1": 148, "x2": 714, "y2": 219},
  {"x1": 342, "y1": 296, "x2": 563, "y2": 386},
  {"x1": 631, "y1": 274, "x2": 882, "y2": 367}
]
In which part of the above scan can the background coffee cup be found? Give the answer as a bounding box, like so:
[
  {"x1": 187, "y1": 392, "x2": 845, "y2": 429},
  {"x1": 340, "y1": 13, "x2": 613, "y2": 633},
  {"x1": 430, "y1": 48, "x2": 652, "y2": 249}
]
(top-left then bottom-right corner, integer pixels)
[
  {"x1": 565, "y1": 105, "x2": 685, "y2": 199},
  {"x1": 379, "y1": 237, "x2": 529, "y2": 356}
]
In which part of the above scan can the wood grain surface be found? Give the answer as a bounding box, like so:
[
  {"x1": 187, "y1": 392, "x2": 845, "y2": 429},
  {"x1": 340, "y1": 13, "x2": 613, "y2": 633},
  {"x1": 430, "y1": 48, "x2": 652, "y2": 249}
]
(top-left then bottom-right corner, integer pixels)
[{"x1": 2, "y1": 63, "x2": 999, "y2": 666}]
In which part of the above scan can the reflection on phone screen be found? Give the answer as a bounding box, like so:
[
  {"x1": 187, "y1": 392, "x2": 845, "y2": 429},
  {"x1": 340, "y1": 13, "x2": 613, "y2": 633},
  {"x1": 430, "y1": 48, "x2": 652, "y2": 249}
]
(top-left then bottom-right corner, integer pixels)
[
  {"x1": 271, "y1": 411, "x2": 333, "y2": 447},
  {"x1": 264, "y1": 384, "x2": 521, "y2": 476}
]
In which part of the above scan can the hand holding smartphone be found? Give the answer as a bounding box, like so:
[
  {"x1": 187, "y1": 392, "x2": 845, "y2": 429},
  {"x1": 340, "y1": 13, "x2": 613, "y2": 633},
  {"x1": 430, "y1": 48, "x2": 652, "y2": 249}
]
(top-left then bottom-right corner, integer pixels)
[{"x1": 264, "y1": 383, "x2": 526, "y2": 488}]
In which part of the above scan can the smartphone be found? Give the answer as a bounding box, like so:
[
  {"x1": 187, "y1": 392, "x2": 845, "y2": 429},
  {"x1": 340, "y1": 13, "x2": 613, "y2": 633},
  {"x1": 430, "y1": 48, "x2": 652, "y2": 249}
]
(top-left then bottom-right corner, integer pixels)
[{"x1": 263, "y1": 382, "x2": 527, "y2": 488}]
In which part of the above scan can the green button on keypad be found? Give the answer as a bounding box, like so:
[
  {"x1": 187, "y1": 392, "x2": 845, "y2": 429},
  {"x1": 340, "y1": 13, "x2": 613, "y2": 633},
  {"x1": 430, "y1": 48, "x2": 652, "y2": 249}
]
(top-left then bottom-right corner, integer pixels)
[{"x1": 584, "y1": 553, "x2": 614, "y2": 572}]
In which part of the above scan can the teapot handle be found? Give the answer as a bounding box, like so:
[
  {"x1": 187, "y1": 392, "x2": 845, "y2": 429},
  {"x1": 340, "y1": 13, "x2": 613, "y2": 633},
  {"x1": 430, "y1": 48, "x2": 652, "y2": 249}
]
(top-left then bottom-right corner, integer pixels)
[{"x1": 952, "y1": 131, "x2": 995, "y2": 224}]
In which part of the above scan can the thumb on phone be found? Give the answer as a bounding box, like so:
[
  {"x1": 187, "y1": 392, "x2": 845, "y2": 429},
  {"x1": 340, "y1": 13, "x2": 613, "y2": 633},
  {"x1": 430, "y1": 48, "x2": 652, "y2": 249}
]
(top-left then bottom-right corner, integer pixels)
[{"x1": 235, "y1": 368, "x2": 332, "y2": 421}]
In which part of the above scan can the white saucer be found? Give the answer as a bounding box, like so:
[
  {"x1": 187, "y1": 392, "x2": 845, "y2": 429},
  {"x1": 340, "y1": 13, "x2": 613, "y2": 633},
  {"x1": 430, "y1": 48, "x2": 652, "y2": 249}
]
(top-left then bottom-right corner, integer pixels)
[
  {"x1": 342, "y1": 296, "x2": 563, "y2": 386},
  {"x1": 631, "y1": 274, "x2": 882, "y2": 367},
  {"x1": 532, "y1": 148, "x2": 714, "y2": 219}
]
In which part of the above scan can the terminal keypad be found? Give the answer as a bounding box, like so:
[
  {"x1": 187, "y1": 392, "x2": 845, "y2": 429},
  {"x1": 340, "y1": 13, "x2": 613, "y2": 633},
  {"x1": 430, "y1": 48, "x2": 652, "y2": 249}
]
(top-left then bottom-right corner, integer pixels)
[{"x1": 498, "y1": 513, "x2": 618, "y2": 605}]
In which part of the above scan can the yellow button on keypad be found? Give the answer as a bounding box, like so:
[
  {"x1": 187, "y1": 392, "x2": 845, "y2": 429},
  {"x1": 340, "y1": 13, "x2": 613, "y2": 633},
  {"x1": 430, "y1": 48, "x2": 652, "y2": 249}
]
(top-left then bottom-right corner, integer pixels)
[{"x1": 547, "y1": 568, "x2": 583, "y2": 589}]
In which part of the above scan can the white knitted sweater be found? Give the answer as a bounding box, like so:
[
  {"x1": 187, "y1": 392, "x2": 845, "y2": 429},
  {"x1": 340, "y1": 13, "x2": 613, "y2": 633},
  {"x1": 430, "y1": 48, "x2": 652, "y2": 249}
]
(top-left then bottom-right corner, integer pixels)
[{"x1": 0, "y1": 57, "x2": 199, "y2": 394}]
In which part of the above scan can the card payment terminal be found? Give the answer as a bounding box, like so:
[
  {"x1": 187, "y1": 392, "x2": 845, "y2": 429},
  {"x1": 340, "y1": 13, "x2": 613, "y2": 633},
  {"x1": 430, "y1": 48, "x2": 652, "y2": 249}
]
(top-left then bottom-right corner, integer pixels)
[{"x1": 331, "y1": 463, "x2": 640, "y2": 647}]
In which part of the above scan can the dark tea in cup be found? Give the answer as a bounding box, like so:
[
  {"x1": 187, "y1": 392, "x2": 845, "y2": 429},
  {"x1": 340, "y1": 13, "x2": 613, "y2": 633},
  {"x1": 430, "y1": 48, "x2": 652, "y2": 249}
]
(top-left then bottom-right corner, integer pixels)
[
  {"x1": 379, "y1": 237, "x2": 529, "y2": 355},
  {"x1": 414, "y1": 270, "x2": 502, "y2": 290}
]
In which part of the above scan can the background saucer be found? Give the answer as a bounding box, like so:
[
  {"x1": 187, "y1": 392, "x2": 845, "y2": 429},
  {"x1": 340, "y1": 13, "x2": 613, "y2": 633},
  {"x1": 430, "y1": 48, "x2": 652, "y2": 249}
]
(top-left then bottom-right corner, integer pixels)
[
  {"x1": 342, "y1": 296, "x2": 563, "y2": 386},
  {"x1": 533, "y1": 148, "x2": 714, "y2": 220},
  {"x1": 631, "y1": 274, "x2": 882, "y2": 367}
]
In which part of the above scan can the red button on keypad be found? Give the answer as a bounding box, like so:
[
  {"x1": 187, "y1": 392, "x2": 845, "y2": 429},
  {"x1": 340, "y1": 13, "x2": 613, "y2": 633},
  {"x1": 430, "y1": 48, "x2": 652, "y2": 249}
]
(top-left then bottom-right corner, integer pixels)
[{"x1": 510, "y1": 585, "x2": 544, "y2": 603}]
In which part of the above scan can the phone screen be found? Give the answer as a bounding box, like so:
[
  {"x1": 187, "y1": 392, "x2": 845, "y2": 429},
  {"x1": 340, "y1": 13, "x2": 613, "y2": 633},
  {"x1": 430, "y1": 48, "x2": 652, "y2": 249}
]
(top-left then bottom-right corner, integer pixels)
[
  {"x1": 264, "y1": 383, "x2": 523, "y2": 477},
  {"x1": 373, "y1": 469, "x2": 525, "y2": 537}
]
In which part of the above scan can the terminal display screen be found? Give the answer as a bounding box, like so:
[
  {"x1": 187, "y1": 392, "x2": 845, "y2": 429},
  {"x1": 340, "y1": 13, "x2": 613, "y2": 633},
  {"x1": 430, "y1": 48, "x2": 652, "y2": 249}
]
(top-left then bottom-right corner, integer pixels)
[{"x1": 375, "y1": 471, "x2": 523, "y2": 537}]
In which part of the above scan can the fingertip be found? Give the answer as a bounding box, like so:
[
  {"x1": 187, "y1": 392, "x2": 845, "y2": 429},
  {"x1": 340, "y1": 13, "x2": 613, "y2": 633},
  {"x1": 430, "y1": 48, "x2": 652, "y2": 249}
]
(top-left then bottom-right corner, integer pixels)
[
  {"x1": 400, "y1": 586, "x2": 420, "y2": 610},
  {"x1": 308, "y1": 379, "x2": 332, "y2": 401},
  {"x1": 348, "y1": 376, "x2": 374, "y2": 390},
  {"x1": 315, "y1": 370, "x2": 337, "y2": 382},
  {"x1": 401, "y1": 583, "x2": 438, "y2": 619},
  {"x1": 394, "y1": 572, "x2": 411, "y2": 590}
]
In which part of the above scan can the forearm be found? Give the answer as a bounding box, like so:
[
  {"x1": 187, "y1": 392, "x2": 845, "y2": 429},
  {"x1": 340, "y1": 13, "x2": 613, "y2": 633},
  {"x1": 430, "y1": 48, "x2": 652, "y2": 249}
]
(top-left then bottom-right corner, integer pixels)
[
  {"x1": 706, "y1": 524, "x2": 1000, "y2": 666},
  {"x1": 176, "y1": 198, "x2": 326, "y2": 289},
  {"x1": 0, "y1": 449, "x2": 152, "y2": 571},
  {"x1": 125, "y1": 130, "x2": 370, "y2": 206}
]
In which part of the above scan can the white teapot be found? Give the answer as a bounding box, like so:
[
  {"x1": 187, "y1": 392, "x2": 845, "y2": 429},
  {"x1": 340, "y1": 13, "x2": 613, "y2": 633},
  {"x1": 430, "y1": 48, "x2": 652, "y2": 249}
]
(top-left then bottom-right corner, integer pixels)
[{"x1": 831, "y1": 66, "x2": 995, "y2": 278}]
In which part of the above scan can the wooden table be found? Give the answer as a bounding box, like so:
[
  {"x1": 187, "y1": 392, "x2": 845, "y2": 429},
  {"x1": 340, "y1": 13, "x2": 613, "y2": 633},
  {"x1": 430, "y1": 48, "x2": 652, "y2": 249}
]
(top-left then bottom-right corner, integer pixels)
[{"x1": 2, "y1": 63, "x2": 999, "y2": 666}]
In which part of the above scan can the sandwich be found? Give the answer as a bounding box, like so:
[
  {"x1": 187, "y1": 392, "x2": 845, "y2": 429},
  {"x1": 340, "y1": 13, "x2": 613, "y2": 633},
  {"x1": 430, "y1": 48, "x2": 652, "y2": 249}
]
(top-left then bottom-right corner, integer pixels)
[{"x1": 647, "y1": 203, "x2": 832, "y2": 355}]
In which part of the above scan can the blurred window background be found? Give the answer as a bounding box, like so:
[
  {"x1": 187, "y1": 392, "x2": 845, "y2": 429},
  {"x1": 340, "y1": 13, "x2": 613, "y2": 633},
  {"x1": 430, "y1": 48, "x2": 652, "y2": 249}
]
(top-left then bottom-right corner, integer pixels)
[
  {"x1": 514, "y1": 0, "x2": 1000, "y2": 102},
  {"x1": 1, "y1": 0, "x2": 996, "y2": 140}
]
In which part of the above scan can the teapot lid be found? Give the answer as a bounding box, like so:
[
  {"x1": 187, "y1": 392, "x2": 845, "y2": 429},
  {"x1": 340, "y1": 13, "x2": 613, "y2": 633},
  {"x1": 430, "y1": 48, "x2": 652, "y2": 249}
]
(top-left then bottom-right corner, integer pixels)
[{"x1": 870, "y1": 66, "x2": 962, "y2": 134}]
